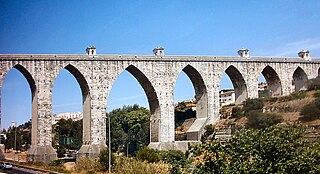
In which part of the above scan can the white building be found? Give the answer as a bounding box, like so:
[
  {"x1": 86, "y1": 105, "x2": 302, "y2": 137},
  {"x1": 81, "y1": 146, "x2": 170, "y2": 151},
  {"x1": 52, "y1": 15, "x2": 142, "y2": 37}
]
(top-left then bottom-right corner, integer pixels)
[
  {"x1": 219, "y1": 89, "x2": 235, "y2": 107},
  {"x1": 52, "y1": 112, "x2": 83, "y2": 125},
  {"x1": 258, "y1": 82, "x2": 268, "y2": 91}
]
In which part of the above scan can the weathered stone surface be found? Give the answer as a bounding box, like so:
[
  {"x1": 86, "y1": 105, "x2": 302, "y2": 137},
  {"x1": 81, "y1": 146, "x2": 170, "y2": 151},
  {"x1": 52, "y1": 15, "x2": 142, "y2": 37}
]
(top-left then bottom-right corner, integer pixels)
[
  {"x1": 0, "y1": 54, "x2": 319, "y2": 163},
  {"x1": 26, "y1": 145, "x2": 57, "y2": 164}
]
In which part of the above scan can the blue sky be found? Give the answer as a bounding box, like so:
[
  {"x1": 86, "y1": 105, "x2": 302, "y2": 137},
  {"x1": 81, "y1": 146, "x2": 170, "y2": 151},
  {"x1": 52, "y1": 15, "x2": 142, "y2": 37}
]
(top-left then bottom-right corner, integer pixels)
[{"x1": 1, "y1": 0, "x2": 320, "y2": 129}]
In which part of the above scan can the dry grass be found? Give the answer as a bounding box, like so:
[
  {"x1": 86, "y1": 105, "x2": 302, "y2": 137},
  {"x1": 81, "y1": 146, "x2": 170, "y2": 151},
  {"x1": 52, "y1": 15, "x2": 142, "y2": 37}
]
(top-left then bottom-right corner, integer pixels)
[
  {"x1": 73, "y1": 158, "x2": 104, "y2": 173},
  {"x1": 113, "y1": 157, "x2": 170, "y2": 174},
  {"x1": 264, "y1": 96, "x2": 314, "y2": 113}
]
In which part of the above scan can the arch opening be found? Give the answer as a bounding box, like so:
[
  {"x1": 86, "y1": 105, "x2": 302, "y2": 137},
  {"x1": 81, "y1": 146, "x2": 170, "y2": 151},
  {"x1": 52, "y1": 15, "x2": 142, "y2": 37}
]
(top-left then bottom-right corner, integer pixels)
[
  {"x1": 125, "y1": 65, "x2": 160, "y2": 143},
  {"x1": 106, "y1": 65, "x2": 159, "y2": 155},
  {"x1": 1, "y1": 64, "x2": 36, "y2": 153},
  {"x1": 259, "y1": 65, "x2": 282, "y2": 97},
  {"x1": 174, "y1": 65, "x2": 207, "y2": 141},
  {"x1": 52, "y1": 64, "x2": 90, "y2": 154},
  {"x1": 292, "y1": 67, "x2": 308, "y2": 91},
  {"x1": 223, "y1": 65, "x2": 248, "y2": 104},
  {"x1": 318, "y1": 67, "x2": 320, "y2": 77}
]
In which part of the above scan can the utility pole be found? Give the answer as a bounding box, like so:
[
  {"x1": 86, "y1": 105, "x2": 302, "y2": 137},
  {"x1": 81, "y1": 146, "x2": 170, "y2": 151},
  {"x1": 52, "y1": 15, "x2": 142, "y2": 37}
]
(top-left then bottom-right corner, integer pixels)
[
  {"x1": 12, "y1": 121, "x2": 16, "y2": 163},
  {"x1": 108, "y1": 116, "x2": 111, "y2": 173},
  {"x1": 126, "y1": 142, "x2": 130, "y2": 157}
]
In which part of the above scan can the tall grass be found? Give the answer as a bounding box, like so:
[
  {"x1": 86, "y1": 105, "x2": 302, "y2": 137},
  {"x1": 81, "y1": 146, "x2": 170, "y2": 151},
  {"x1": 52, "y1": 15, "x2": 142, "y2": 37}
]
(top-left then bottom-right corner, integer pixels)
[
  {"x1": 113, "y1": 157, "x2": 170, "y2": 174},
  {"x1": 74, "y1": 158, "x2": 104, "y2": 173}
]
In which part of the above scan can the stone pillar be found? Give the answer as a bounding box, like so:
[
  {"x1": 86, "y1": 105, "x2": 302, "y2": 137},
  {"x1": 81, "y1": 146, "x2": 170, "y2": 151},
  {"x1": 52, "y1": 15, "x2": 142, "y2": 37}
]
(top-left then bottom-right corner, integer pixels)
[
  {"x1": 27, "y1": 64, "x2": 57, "y2": 164},
  {"x1": 149, "y1": 63, "x2": 176, "y2": 150},
  {"x1": 246, "y1": 66, "x2": 259, "y2": 99},
  {"x1": 78, "y1": 62, "x2": 107, "y2": 159},
  {"x1": 0, "y1": 84, "x2": 5, "y2": 160},
  {"x1": 77, "y1": 96, "x2": 107, "y2": 158},
  {"x1": 207, "y1": 79, "x2": 220, "y2": 125}
]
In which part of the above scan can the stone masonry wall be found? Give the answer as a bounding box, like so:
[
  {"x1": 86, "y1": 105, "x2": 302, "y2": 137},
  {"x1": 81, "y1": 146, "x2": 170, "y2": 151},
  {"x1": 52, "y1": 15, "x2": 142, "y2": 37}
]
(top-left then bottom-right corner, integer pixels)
[{"x1": 0, "y1": 54, "x2": 319, "y2": 162}]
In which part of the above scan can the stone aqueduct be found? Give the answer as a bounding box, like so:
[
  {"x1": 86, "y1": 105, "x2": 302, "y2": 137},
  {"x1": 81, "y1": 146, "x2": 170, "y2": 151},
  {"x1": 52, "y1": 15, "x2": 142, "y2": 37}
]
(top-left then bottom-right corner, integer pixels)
[{"x1": 0, "y1": 48, "x2": 320, "y2": 163}]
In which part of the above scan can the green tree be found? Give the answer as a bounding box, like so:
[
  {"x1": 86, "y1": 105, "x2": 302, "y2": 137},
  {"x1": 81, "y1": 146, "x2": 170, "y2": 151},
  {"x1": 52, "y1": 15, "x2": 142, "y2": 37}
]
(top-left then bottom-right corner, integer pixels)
[
  {"x1": 107, "y1": 105, "x2": 150, "y2": 155},
  {"x1": 53, "y1": 118, "x2": 83, "y2": 150},
  {"x1": 4, "y1": 121, "x2": 32, "y2": 151}
]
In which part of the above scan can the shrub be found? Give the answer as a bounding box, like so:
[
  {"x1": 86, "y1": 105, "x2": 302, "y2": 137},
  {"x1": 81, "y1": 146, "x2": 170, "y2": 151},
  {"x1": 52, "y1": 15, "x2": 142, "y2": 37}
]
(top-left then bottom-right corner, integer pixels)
[
  {"x1": 98, "y1": 148, "x2": 115, "y2": 171},
  {"x1": 201, "y1": 124, "x2": 215, "y2": 142},
  {"x1": 278, "y1": 91, "x2": 306, "y2": 102},
  {"x1": 204, "y1": 124, "x2": 215, "y2": 134},
  {"x1": 136, "y1": 147, "x2": 160, "y2": 163},
  {"x1": 231, "y1": 106, "x2": 243, "y2": 118},
  {"x1": 246, "y1": 111, "x2": 283, "y2": 129},
  {"x1": 300, "y1": 98, "x2": 320, "y2": 121},
  {"x1": 160, "y1": 150, "x2": 187, "y2": 174},
  {"x1": 74, "y1": 158, "x2": 103, "y2": 173},
  {"x1": 314, "y1": 90, "x2": 320, "y2": 98},
  {"x1": 266, "y1": 97, "x2": 278, "y2": 103},
  {"x1": 243, "y1": 98, "x2": 264, "y2": 113},
  {"x1": 190, "y1": 126, "x2": 320, "y2": 174},
  {"x1": 48, "y1": 159, "x2": 64, "y2": 166},
  {"x1": 306, "y1": 77, "x2": 320, "y2": 90}
]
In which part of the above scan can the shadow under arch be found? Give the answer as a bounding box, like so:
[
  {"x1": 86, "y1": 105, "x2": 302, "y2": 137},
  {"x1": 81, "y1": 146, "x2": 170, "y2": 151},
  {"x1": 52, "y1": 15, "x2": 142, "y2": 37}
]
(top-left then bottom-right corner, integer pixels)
[
  {"x1": 318, "y1": 67, "x2": 320, "y2": 77},
  {"x1": 180, "y1": 65, "x2": 207, "y2": 119},
  {"x1": 1, "y1": 64, "x2": 37, "y2": 146},
  {"x1": 293, "y1": 66, "x2": 308, "y2": 91},
  {"x1": 223, "y1": 65, "x2": 248, "y2": 104},
  {"x1": 125, "y1": 65, "x2": 160, "y2": 142},
  {"x1": 261, "y1": 65, "x2": 282, "y2": 96},
  {"x1": 54, "y1": 64, "x2": 91, "y2": 144},
  {"x1": 176, "y1": 65, "x2": 208, "y2": 141}
]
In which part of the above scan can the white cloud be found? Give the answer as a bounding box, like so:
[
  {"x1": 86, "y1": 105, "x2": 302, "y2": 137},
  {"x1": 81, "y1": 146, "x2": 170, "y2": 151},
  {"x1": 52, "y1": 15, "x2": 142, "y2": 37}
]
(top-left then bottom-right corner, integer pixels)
[{"x1": 260, "y1": 38, "x2": 320, "y2": 57}]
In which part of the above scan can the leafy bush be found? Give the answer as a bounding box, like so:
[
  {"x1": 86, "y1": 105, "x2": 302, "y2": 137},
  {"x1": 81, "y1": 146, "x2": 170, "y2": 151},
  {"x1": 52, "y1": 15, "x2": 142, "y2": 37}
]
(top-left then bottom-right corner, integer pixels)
[
  {"x1": 136, "y1": 147, "x2": 161, "y2": 163},
  {"x1": 246, "y1": 111, "x2": 283, "y2": 129},
  {"x1": 306, "y1": 77, "x2": 320, "y2": 90},
  {"x1": 201, "y1": 124, "x2": 215, "y2": 142},
  {"x1": 190, "y1": 126, "x2": 320, "y2": 174},
  {"x1": 160, "y1": 150, "x2": 187, "y2": 174},
  {"x1": 98, "y1": 148, "x2": 115, "y2": 171},
  {"x1": 204, "y1": 124, "x2": 215, "y2": 135},
  {"x1": 243, "y1": 98, "x2": 264, "y2": 113},
  {"x1": 48, "y1": 159, "x2": 64, "y2": 166},
  {"x1": 231, "y1": 106, "x2": 243, "y2": 118}
]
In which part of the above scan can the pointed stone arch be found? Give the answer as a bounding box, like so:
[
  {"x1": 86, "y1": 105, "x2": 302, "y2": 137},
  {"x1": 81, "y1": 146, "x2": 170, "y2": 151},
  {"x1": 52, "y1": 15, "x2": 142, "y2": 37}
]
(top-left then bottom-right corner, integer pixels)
[
  {"x1": 0, "y1": 64, "x2": 38, "y2": 147},
  {"x1": 180, "y1": 65, "x2": 207, "y2": 118},
  {"x1": 124, "y1": 65, "x2": 160, "y2": 142},
  {"x1": 178, "y1": 64, "x2": 208, "y2": 141},
  {"x1": 53, "y1": 64, "x2": 91, "y2": 144},
  {"x1": 261, "y1": 65, "x2": 282, "y2": 96},
  {"x1": 222, "y1": 65, "x2": 248, "y2": 104},
  {"x1": 293, "y1": 66, "x2": 308, "y2": 91}
]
